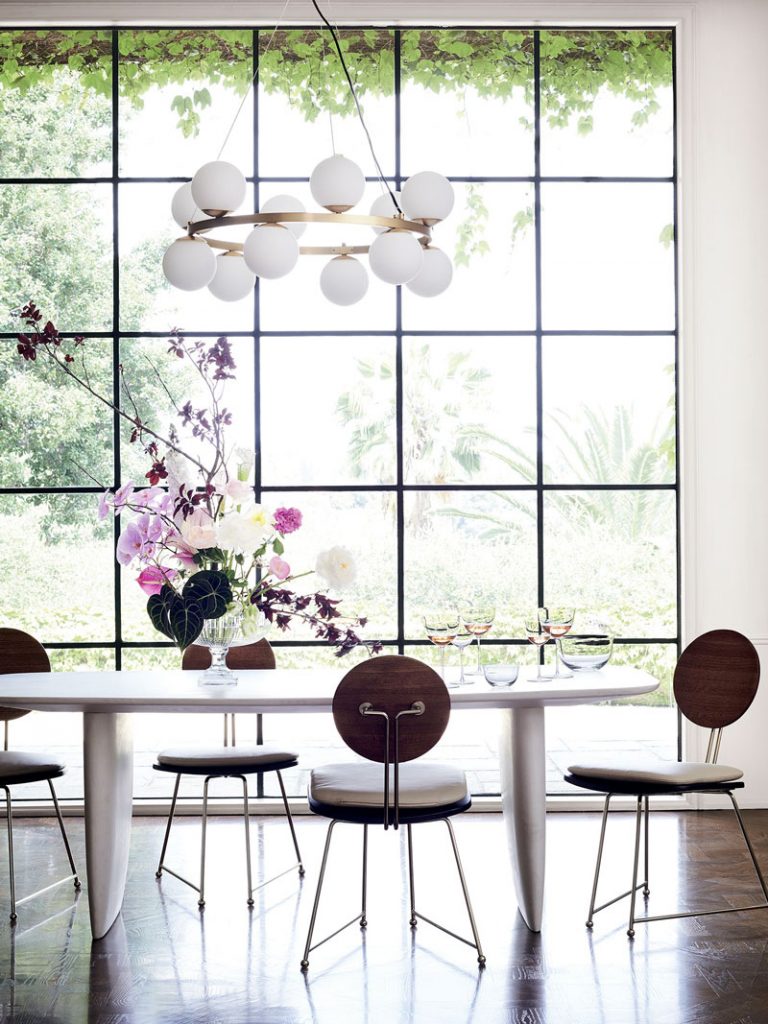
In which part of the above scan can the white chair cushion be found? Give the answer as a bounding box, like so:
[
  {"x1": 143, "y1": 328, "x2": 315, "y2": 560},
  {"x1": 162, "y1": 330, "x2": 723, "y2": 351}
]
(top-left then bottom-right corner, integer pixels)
[
  {"x1": 0, "y1": 750, "x2": 65, "y2": 780},
  {"x1": 156, "y1": 743, "x2": 298, "y2": 769},
  {"x1": 309, "y1": 761, "x2": 468, "y2": 809},
  {"x1": 567, "y1": 760, "x2": 743, "y2": 786}
]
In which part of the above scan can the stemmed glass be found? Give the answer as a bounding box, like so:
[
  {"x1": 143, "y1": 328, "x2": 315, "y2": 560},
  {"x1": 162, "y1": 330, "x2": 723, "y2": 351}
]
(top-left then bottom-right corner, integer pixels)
[
  {"x1": 452, "y1": 628, "x2": 475, "y2": 686},
  {"x1": 538, "y1": 606, "x2": 575, "y2": 679},
  {"x1": 462, "y1": 605, "x2": 495, "y2": 676},
  {"x1": 524, "y1": 616, "x2": 552, "y2": 682},
  {"x1": 424, "y1": 613, "x2": 459, "y2": 687}
]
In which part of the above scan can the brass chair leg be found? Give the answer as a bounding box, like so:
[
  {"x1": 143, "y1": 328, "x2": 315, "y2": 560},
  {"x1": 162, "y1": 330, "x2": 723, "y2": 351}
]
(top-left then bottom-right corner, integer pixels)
[
  {"x1": 407, "y1": 823, "x2": 417, "y2": 927},
  {"x1": 276, "y1": 770, "x2": 304, "y2": 875},
  {"x1": 301, "y1": 819, "x2": 338, "y2": 970}
]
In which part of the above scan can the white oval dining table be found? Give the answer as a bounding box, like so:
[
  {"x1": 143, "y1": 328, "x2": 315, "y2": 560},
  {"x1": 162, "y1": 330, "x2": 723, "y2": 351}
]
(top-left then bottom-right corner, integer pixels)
[{"x1": 0, "y1": 664, "x2": 657, "y2": 940}]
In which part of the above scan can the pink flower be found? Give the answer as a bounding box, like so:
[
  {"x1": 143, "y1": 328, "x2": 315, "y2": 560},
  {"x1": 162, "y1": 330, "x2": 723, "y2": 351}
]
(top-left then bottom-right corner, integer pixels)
[
  {"x1": 273, "y1": 506, "x2": 302, "y2": 535},
  {"x1": 97, "y1": 490, "x2": 112, "y2": 521},
  {"x1": 113, "y1": 481, "x2": 135, "y2": 515},
  {"x1": 166, "y1": 531, "x2": 199, "y2": 568},
  {"x1": 133, "y1": 486, "x2": 164, "y2": 509},
  {"x1": 137, "y1": 565, "x2": 178, "y2": 596},
  {"x1": 225, "y1": 478, "x2": 253, "y2": 504},
  {"x1": 116, "y1": 521, "x2": 146, "y2": 566},
  {"x1": 269, "y1": 555, "x2": 291, "y2": 580}
]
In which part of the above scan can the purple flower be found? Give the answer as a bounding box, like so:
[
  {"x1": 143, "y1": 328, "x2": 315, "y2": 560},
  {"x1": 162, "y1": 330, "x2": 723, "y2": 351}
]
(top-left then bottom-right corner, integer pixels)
[
  {"x1": 113, "y1": 481, "x2": 135, "y2": 515},
  {"x1": 97, "y1": 490, "x2": 113, "y2": 521},
  {"x1": 137, "y1": 565, "x2": 178, "y2": 596},
  {"x1": 116, "y1": 522, "x2": 146, "y2": 566},
  {"x1": 273, "y1": 506, "x2": 302, "y2": 535}
]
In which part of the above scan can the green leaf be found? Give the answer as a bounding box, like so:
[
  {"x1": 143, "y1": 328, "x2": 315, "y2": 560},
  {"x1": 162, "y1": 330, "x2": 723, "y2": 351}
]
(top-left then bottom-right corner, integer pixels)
[
  {"x1": 147, "y1": 586, "x2": 177, "y2": 640},
  {"x1": 182, "y1": 569, "x2": 233, "y2": 619},
  {"x1": 168, "y1": 596, "x2": 204, "y2": 651},
  {"x1": 272, "y1": 537, "x2": 284, "y2": 555}
]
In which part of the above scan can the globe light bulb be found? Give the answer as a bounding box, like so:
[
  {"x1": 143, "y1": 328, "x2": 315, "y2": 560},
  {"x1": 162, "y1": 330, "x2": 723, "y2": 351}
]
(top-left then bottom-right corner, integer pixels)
[
  {"x1": 162, "y1": 237, "x2": 217, "y2": 291},
  {"x1": 243, "y1": 225, "x2": 299, "y2": 279},
  {"x1": 171, "y1": 182, "x2": 198, "y2": 230},
  {"x1": 401, "y1": 171, "x2": 455, "y2": 224},
  {"x1": 368, "y1": 230, "x2": 424, "y2": 285},
  {"x1": 319, "y1": 256, "x2": 369, "y2": 306},
  {"x1": 260, "y1": 194, "x2": 307, "y2": 239},
  {"x1": 369, "y1": 191, "x2": 402, "y2": 234},
  {"x1": 207, "y1": 252, "x2": 256, "y2": 301},
  {"x1": 191, "y1": 160, "x2": 247, "y2": 216},
  {"x1": 310, "y1": 155, "x2": 365, "y2": 212},
  {"x1": 405, "y1": 246, "x2": 453, "y2": 298}
]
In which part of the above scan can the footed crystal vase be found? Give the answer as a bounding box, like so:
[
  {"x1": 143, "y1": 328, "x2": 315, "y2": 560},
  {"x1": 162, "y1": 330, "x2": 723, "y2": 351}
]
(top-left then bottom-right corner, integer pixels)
[{"x1": 197, "y1": 610, "x2": 244, "y2": 686}]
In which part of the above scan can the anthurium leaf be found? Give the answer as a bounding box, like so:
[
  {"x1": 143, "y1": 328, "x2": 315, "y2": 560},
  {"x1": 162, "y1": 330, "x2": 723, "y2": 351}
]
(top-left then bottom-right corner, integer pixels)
[
  {"x1": 146, "y1": 585, "x2": 177, "y2": 640},
  {"x1": 182, "y1": 569, "x2": 233, "y2": 619},
  {"x1": 168, "y1": 596, "x2": 204, "y2": 650}
]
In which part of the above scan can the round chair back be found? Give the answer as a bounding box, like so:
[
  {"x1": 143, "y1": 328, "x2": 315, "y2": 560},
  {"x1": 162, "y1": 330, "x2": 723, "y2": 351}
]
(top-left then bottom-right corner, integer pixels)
[
  {"x1": 0, "y1": 627, "x2": 50, "y2": 723},
  {"x1": 181, "y1": 638, "x2": 276, "y2": 671},
  {"x1": 332, "y1": 655, "x2": 450, "y2": 764},
  {"x1": 674, "y1": 628, "x2": 759, "y2": 729}
]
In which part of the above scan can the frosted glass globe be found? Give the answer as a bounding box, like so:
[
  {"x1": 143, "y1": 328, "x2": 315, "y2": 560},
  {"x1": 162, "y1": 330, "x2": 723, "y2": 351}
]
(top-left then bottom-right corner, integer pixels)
[
  {"x1": 207, "y1": 252, "x2": 256, "y2": 301},
  {"x1": 405, "y1": 246, "x2": 453, "y2": 297},
  {"x1": 171, "y1": 182, "x2": 198, "y2": 229},
  {"x1": 369, "y1": 191, "x2": 402, "y2": 234},
  {"x1": 260, "y1": 193, "x2": 307, "y2": 239},
  {"x1": 162, "y1": 238, "x2": 217, "y2": 291},
  {"x1": 401, "y1": 171, "x2": 455, "y2": 224},
  {"x1": 310, "y1": 155, "x2": 365, "y2": 212},
  {"x1": 243, "y1": 225, "x2": 299, "y2": 279},
  {"x1": 319, "y1": 256, "x2": 369, "y2": 306},
  {"x1": 191, "y1": 160, "x2": 247, "y2": 215},
  {"x1": 368, "y1": 231, "x2": 424, "y2": 285}
]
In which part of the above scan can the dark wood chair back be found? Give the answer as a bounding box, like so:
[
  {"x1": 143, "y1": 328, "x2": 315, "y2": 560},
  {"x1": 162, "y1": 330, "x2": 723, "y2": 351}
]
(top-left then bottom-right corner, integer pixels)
[
  {"x1": 332, "y1": 655, "x2": 450, "y2": 764},
  {"x1": 0, "y1": 627, "x2": 49, "y2": 724},
  {"x1": 181, "y1": 638, "x2": 276, "y2": 671},
  {"x1": 673, "y1": 629, "x2": 760, "y2": 729}
]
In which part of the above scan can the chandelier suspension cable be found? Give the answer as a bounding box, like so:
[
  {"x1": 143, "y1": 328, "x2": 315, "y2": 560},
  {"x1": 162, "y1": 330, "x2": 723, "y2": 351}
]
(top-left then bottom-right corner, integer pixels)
[{"x1": 309, "y1": 0, "x2": 402, "y2": 215}]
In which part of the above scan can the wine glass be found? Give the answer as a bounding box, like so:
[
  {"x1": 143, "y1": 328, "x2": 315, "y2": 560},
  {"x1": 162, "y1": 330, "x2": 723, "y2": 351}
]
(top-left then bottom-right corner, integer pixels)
[
  {"x1": 462, "y1": 605, "x2": 495, "y2": 676},
  {"x1": 524, "y1": 616, "x2": 551, "y2": 682},
  {"x1": 538, "y1": 606, "x2": 575, "y2": 679},
  {"x1": 452, "y1": 628, "x2": 475, "y2": 686},
  {"x1": 424, "y1": 613, "x2": 459, "y2": 687}
]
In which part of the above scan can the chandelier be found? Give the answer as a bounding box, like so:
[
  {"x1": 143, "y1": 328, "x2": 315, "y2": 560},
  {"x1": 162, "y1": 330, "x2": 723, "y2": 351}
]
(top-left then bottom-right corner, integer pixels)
[{"x1": 162, "y1": 3, "x2": 455, "y2": 307}]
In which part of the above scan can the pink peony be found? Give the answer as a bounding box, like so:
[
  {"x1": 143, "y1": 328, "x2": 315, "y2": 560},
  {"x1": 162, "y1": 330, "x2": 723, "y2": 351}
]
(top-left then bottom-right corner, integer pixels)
[
  {"x1": 273, "y1": 506, "x2": 302, "y2": 535},
  {"x1": 137, "y1": 565, "x2": 178, "y2": 596},
  {"x1": 269, "y1": 555, "x2": 291, "y2": 580}
]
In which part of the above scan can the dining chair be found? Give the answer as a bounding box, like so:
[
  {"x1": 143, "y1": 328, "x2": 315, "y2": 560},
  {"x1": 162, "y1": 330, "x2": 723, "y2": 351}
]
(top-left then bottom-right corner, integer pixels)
[
  {"x1": 153, "y1": 638, "x2": 304, "y2": 908},
  {"x1": 565, "y1": 628, "x2": 768, "y2": 937},
  {"x1": 300, "y1": 654, "x2": 485, "y2": 970},
  {"x1": 0, "y1": 627, "x2": 80, "y2": 922}
]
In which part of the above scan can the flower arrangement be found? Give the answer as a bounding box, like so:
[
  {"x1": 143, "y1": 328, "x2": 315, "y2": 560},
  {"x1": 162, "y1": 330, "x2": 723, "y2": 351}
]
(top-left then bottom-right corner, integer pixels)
[{"x1": 14, "y1": 302, "x2": 380, "y2": 655}]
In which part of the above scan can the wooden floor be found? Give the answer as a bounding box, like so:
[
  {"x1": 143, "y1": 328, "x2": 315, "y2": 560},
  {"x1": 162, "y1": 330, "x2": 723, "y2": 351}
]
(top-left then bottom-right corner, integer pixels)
[{"x1": 2, "y1": 809, "x2": 768, "y2": 1023}]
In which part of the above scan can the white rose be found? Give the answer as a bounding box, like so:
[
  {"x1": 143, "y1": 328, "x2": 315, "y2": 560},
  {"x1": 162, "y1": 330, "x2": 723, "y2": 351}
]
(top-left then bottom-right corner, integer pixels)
[{"x1": 316, "y1": 546, "x2": 357, "y2": 590}]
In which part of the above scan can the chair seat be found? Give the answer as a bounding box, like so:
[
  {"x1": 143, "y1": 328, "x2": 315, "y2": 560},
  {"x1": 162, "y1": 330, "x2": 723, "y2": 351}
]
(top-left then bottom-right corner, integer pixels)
[
  {"x1": 155, "y1": 743, "x2": 298, "y2": 775},
  {"x1": 567, "y1": 759, "x2": 743, "y2": 793},
  {"x1": 309, "y1": 761, "x2": 469, "y2": 823},
  {"x1": 0, "y1": 750, "x2": 65, "y2": 785}
]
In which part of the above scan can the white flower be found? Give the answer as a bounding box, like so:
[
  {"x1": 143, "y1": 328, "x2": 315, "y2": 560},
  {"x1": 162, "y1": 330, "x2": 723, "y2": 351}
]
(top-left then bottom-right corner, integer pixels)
[
  {"x1": 234, "y1": 446, "x2": 256, "y2": 482},
  {"x1": 316, "y1": 546, "x2": 357, "y2": 590},
  {"x1": 225, "y1": 478, "x2": 253, "y2": 504},
  {"x1": 217, "y1": 504, "x2": 273, "y2": 553},
  {"x1": 179, "y1": 508, "x2": 218, "y2": 550}
]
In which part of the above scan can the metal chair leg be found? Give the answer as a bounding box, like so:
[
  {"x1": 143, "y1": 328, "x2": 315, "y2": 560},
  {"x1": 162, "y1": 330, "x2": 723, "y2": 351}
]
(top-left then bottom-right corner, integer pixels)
[
  {"x1": 627, "y1": 796, "x2": 643, "y2": 938},
  {"x1": 729, "y1": 792, "x2": 768, "y2": 902},
  {"x1": 407, "y1": 823, "x2": 417, "y2": 927},
  {"x1": 361, "y1": 824, "x2": 368, "y2": 928},
  {"x1": 155, "y1": 774, "x2": 181, "y2": 878},
  {"x1": 587, "y1": 794, "x2": 612, "y2": 928},
  {"x1": 444, "y1": 819, "x2": 486, "y2": 966},
  {"x1": 198, "y1": 777, "x2": 211, "y2": 908},
  {"x1": 643, "y1": 796, "x2": 651, "y2": 897},
  {"x1": 240, "y1": 775, "x2": 254, "y2": 907},
  {"x1": 4, "y1": 787, "x2": 16, "y2": 923},
  {"x1": 276, "y1": 770, "x2": 304, "y2": 875},
  {"x1": 48, "y1": 780, "x2": 80, "y2": 890},
  {"x1": 301, "y1": 819, "x2": 338, "y2": 970}
]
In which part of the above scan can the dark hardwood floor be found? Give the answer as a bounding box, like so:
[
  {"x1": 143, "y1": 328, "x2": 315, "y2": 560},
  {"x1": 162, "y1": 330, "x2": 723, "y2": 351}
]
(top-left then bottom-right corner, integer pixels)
[{"x1": 2, "y1": 809, "x2": 768, "y2": 1023}]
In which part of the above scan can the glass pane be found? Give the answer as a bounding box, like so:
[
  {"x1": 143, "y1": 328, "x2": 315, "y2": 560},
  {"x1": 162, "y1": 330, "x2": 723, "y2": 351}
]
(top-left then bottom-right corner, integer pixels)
[
  {"x1": 119, "y1": 182, "x2": 256, "y2": 333},
  {"x1": 402, "y1": 183, "x2": 536, "y2": 332},
  {"x1": 0, "y1": 337, "x2": 113, "y2": 488},
  {"x1": 543, "y1": 335, "x2": 675, "y2": 484},
  {"x1": 544, "y1": 489, "x2": 677, "y2": 637},
  {"x1": 118, "y1": 29, "x2": 253, "y2": 177},
  {"x1": 258, "y1": 181, "x2": 396, "y2": 333},
  {"x1": 540, "y1": 182, "x2": 675, "y2": 330},
  {"x1": 0, "y1": 494, "x2": 115, "y2": 642},
  {"x1": 404, "y1": 490, "x2": 538, "y2": 639},
  {"x1": 540, "y1": 30, "x2": 674, "y2": 177},
  {"x1": 0, "y1": 184, "x2": 112, "y2": 333},
  {"x1": 49, "y1": 649, "x2": 116, "y2": 672},
  {"x1": 0, "y1": 30, "x2": 112, "y2": 178},
  {"x1": 265, "y1": 490, "x2": 397, "y2": 642},
  {"x1": 403, "y1": 336, "x2": 536, "y2": 485},
  {"x1": 401, "y1": 29, "x2": 534, "y2": 177},
  {"x1": 258, "y1": 29, "x2": 395, "y2": 178},
  {"x1": 261, "y1": 336, "x2": 396, "y2": 486}
]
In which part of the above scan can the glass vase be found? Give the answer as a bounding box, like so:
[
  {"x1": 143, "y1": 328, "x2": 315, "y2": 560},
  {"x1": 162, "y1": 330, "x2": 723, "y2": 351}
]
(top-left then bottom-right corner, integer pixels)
[{"x1": 197, "y1": 610, "x2": 243, "y2": 686}]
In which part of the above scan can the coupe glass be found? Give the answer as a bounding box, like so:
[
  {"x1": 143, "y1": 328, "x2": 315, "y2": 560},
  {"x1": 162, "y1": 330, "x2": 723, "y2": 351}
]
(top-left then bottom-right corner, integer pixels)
[
  {"x1": 452, "y1": 628, "x2": 475, "y2": 686},
  {"x1": 524, "y1": 616, "x2": 551, "y2": 682},
  {"x1": 197, "y1": 610, "x2": 243, "y2": 686},
  {"x1": 461, "y1": 605, "x2": 496, "y2": 676},
  {"x1": 538, "y1": 606, "x2": 575, "y2": 679},
  {"x1": 424, "y1": 613, "x2": 460, "y2": 687}
]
